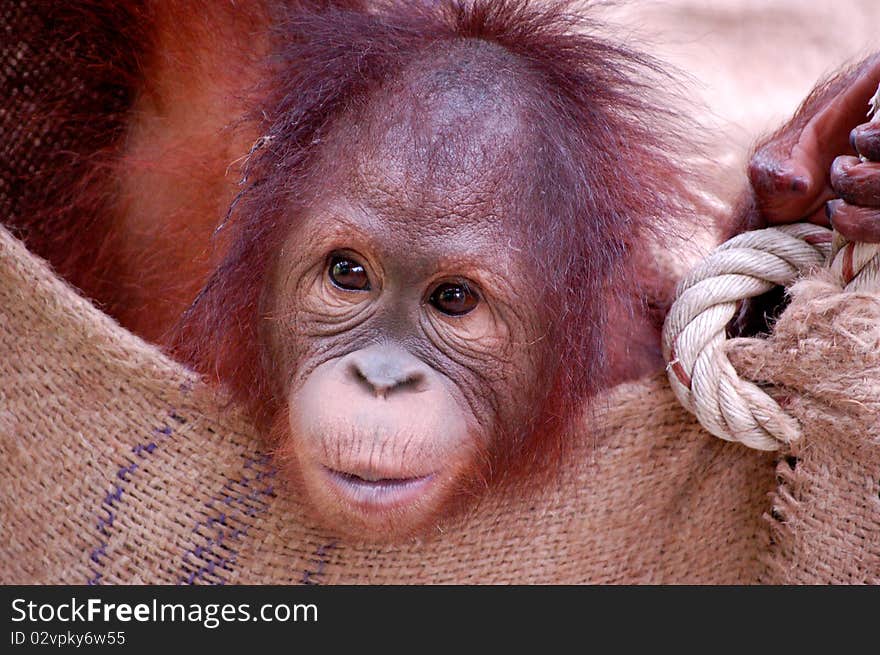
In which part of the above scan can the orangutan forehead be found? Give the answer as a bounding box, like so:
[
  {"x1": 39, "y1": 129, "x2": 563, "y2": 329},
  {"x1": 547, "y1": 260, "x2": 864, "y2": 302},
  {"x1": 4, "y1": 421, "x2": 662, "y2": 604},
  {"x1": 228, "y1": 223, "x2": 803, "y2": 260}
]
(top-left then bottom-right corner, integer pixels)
[{"x1": 326, "y1": 40, "x2": 539, "y2": 226}]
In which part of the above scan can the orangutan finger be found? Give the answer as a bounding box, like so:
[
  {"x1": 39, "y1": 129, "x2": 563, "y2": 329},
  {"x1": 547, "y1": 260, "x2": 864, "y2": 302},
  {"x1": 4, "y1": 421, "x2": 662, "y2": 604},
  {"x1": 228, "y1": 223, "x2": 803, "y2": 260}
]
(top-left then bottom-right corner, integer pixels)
[
  {"x1": 850, "y1": 122, "x2": 880, "y2": 161},
  {"x1": 830, "y1": 155, "x2": 880, "y2": 206},
  {"x1": 805, "y1": 204, "x2": 832, "y2": 228},
  {"x1": 827, "y1": 198, "x2": 880, "y2": 243}
]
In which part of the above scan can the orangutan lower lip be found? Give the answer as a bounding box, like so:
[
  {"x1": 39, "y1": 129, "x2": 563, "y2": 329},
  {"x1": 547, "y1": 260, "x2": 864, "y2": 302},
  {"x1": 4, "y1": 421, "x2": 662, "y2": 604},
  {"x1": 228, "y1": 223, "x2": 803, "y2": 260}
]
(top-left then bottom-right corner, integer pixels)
[{"x1": 322, "y1": 467, "x2": 436, "y2": 508}]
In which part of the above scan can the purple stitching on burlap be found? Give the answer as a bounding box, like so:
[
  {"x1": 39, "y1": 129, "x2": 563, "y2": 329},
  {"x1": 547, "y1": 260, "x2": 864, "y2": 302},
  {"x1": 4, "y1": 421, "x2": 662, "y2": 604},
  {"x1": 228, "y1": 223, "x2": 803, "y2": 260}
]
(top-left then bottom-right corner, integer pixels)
[
  {"x1": 301, "y1": 541, "x2": 338, "y2": 585},
  {"x1": 104, "y1": 485, "x2": 123, "y2": 506},
  {"x1": 116, "y1": 462, "x2": 138, "y2": 481},
  {"x1": 96, "y1": 507, "x2": 114, "y2": 536},
  {"x1": 86, "y1": 411, "x2": 180, "y2": 585},
  {"x1": 179, "y1": 453, "x2": 276, "y2": 585},
  {"x1": 90, "y1": 543, "x2": 107, "y2": 564}
]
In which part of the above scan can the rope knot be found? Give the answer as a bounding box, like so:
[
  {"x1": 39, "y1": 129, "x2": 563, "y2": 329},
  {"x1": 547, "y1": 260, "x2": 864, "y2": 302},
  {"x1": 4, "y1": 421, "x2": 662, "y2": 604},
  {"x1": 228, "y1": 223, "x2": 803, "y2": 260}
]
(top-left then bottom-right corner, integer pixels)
[{"x1": 662, "y1": 224, "x2": 835, "y2": 450}]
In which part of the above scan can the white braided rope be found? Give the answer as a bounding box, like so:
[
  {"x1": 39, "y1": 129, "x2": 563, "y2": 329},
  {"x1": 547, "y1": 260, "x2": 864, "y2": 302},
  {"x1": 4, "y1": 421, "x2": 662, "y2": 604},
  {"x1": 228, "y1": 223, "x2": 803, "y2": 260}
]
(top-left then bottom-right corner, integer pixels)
[
  {"x1": 828, "y1": 239, "x2": 880, "y2": 292},
  {"x1": 666, "y1": 86, "x2": 880, "y2": 451},
  {"x1": 662, "y1": 224, "x2": 833, "y2": 450}
]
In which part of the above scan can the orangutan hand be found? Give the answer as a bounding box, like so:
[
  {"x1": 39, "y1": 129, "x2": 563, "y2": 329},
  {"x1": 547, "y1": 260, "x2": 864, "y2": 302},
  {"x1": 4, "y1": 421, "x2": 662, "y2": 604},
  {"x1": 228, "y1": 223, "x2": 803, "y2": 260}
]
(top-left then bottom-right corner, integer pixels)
[
  {"x1": 826, "y1": 117, "x2": 880, "y2": 242},
  {"x1": 746, "y1": 53, "x2": 880, "y2": 239}
]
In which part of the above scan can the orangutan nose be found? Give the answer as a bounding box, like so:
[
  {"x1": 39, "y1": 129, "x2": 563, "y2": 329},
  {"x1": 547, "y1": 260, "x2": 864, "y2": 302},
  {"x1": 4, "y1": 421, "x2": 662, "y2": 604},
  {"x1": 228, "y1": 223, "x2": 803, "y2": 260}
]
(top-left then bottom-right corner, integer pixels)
[{"x1": 345, "y1": 346, "x2": 428, "y2": 398}]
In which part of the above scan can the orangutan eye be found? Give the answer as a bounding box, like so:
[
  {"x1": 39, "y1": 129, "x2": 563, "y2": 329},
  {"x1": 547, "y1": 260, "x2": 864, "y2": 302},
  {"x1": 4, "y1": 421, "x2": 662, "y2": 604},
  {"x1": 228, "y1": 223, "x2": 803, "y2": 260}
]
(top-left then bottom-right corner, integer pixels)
[
  {"x1": 429, "y1": 282, "x2": 479, "y2": 316},
  {"x1": 329, "y1": 255, "x2": 371, "y2": 291}
]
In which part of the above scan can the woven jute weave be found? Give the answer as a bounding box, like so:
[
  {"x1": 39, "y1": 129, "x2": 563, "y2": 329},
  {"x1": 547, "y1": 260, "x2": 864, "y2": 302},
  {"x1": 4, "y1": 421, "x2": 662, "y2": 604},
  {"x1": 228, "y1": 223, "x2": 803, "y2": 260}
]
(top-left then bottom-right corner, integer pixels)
[{"x1": 1, "y1": 223, "x2": 879, "y2": 584}]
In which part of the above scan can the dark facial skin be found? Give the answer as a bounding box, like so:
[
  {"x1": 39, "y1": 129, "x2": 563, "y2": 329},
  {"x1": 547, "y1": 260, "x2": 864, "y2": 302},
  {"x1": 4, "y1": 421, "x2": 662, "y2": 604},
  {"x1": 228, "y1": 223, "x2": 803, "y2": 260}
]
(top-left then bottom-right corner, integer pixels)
[{"x1": 266, "y1": 47, "x2": 552, "y2": 540}]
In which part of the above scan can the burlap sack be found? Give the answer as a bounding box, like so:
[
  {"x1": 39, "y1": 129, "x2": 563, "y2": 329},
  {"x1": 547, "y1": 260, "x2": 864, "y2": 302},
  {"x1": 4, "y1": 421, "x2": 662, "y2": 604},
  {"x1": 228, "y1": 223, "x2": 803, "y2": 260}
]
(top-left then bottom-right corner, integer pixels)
[
  {"x1": 2, "y1": 222, "x2": 878, "y2": 584},
  {"x1": 729, "y1": 273, "x2": 880, "y2": 584}
]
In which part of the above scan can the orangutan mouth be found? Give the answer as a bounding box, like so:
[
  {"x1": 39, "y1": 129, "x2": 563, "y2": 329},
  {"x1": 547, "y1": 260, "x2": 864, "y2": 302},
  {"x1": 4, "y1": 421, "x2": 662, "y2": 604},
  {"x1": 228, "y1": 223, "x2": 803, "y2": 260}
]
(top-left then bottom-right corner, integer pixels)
[{"x1": 322, "y1": 466, "x2": 437, "y2": 509}]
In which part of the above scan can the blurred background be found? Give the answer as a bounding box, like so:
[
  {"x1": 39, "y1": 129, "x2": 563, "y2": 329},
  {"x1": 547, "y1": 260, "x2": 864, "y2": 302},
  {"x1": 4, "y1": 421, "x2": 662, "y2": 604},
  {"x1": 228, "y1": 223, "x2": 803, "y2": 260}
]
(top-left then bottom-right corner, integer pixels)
[{"x1": 602, "y1": 0, "x2": 880, "y2": 172}]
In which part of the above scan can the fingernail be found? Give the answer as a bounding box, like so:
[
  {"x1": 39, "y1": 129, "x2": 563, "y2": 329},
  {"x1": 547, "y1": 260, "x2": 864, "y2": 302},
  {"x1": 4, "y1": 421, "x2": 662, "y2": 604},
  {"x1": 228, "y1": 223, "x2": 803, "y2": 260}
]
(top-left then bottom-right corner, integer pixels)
[
  {"x1": 826, "y1": 198, "x2": 843, "y2": 223},
  {"x1": 850, "y1": 128, "x2": 859, "y2": 154},
  {"x1": 856, "y1": 124, "x2": 880, "y2": 161}
]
